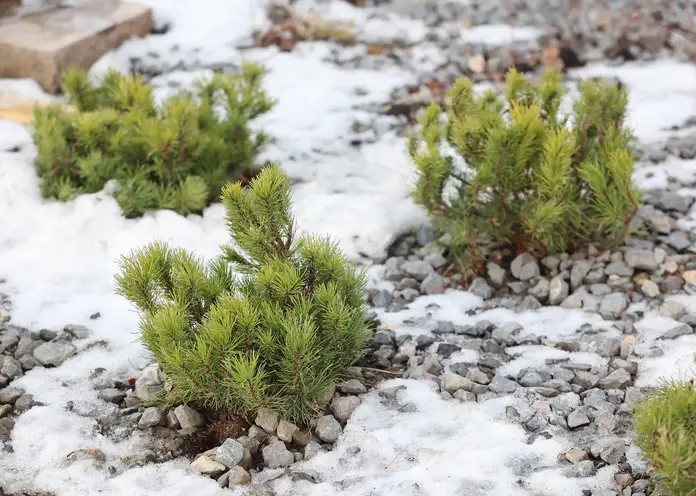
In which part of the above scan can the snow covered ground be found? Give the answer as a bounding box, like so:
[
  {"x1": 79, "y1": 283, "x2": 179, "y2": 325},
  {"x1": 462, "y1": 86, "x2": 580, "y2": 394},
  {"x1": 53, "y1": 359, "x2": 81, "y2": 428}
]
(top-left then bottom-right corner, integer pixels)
[{"x1": 2, "y1": 1, "x2": 696, "y2": 495}]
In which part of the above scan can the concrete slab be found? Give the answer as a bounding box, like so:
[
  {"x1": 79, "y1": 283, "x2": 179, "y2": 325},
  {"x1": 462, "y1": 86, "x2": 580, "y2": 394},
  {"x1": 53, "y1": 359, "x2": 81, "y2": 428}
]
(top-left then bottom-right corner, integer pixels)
[{"x1": 0, "y1": 1, "x2": 153, "y2": 92}]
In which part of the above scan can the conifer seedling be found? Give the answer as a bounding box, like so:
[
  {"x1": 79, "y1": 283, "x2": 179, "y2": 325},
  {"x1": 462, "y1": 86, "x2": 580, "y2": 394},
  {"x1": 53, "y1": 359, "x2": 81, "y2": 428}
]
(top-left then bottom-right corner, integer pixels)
[
  {"x1": 115, "y1": 165, "x2": 369, "y2": 425},
  {"x1": 32, "y1": 63, "x2": 274, "y2": 217},
  {"x1": 408, "y1": 68, "x2": 640, "y2": 273}
]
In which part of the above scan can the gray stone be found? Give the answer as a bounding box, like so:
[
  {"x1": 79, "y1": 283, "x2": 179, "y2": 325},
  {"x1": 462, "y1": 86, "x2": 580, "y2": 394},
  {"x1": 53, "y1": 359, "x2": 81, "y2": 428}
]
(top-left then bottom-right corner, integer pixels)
[
  {"x1": 262, "y1": 440, "x2": 294, "y2": 469},
  {"x1": 289, "y1": 466, "x2": 324, "y2": 484},
  {"x1": 641, "y1": 280, "x2": 661, "y2": 297},
  {"x1": 599, "y1": 369, "x2": 632, "y2": 389},
  {"x1": 13, "y1": 394, "x2": 33, "y2": 412},
  {"x1": 174, "y1": 405, "x2": 204, "y2": 429},
  {"x1": 666, "y1": 231, "x2": 691, "y2": 251},
  {"x1": 571, "y1": 260, "x2": 593, "y2": 289},
  {"x1": 0, "y1": 387, "x2": 23, "y2": 405},
  {"x1": 605, "y1": 261, "x2": 633, "y2": 277},
  {"x1": 469, "y1": 278, "x2": 493, "y2": 299},
  {"x1": 32, "y1": 341, "x2": 75, "y2": 367},
  {"x1": 138, "y1": 407, "x2": 163, "y2": 429},
  {"x1": 660, "y1": 301, "x2": 686, "y2": 320},
  {"x1": 518, "y1": 295, "x2": 542, "y2": 311},
  {"x1": 332, "y1": 395, "x2": 361, "y2": 421},
  {"x1": 304, "y1": 440, "x2": 324, "y2": 460},
  {"x1": 0, "y1": 417, "x2": 15, "y2": 442},
  {"x1": 13, "y1": 335, "x2": 40, "y2": 359},
  {"x1": 624, "y1": 249, "x2": 658, "y2": 270},
  {"x1": 595, "y1": 338, "x2": 621, "y2": 357},
  {"x1": 595, "y1": 410, "x2": 618, "y2": 433},
  {"x1": 255, "y1": 407, "x2": 279, "y2": 433},
  {"x1": 590, "y1": 437, "x2": 626, "y2": 464},
  {"x1": 0, "y1": 356, "x2": 22, "y2": 379},
  {"x1": 134, "y1": 364, "x2": 164, "y2": 402},
  {"x1": 611, "y1": 358, "x2": 638, "y2": 375},
  {"x1": 549, "y1": 275, "x2": 570, "y2": 305},
  {"x1": 401, "y1": 260, "x2": 433, "y2": 281},
  {"x1": 466, "y1": 369, "x2": 490, "y2": 385},
  {"x1": 528, "y1": 278, "x2": 550, "y2": 301},
  {"x1": 421, "y1": 272, "x2": 445, "y2": 294},
  {"x1": 190, "y1": 455, "x2": 226, "y2": 476},
  {"x1": 662, "y1": 322, "x2": 693, "y2": 339},
  {"x1": 489, "y1": 375, "x2": 518, "y2": 394},
  {"x1": 564, "y1": 460, "x2": 596, "y2": 478},
  {"x1": 599, "y1": 294, "x2": 628, "y2": 319},
  {"x1": 64, "y1": 324, "x2": 90, "y2": 339},
  {"x1": 216, "y1": 439, "x2": 245, "y2": 468},
  {"x1": 338, "y1": 379, "x2": 367, "y2": 395},
  {"x1": 573, "y1": 371, "x2": 599, "y2": 390},
  {"x1": 276, "y1": 420, "x2": 299, "y2": 443},
  {"x1": 227, "y1": 466, "x2": 252, "y2": 486},
  {"x1": 486, "y1": 263, "x2": 506, "y2": 288},
  {"x1": 518, "y1": 371, "x2": 543, "y2": 387},
  {"x1": 0, "y1": 326, "x2": 21, "y2": 354},
  {"x1": 442, "y1": 372, "x2": 474, "y2": 393},
  {"x1": 436, "y1": 342, "x2": 461, "y2": 358},
  {"x1": 371, "y1": 289, "x2": 392, "y2": 308},
  {"x1": 98, "y1": 388, "x2": 126, "y2": 404},
  {"x1": 315, "y1": 415, "x2": 342, "y2": 443},
  {"x1": 624, "y1": 387, "x2": 645, "y2": 406},
  {"x1": 567, "y1": 409, "x2": 591, "y2": 428},
  {"x1": 510, "y1": 253, "x2": 540, "y2": 281},
  {"x1": 424, "y1": 252, "x2": 447, "y2": 269}
]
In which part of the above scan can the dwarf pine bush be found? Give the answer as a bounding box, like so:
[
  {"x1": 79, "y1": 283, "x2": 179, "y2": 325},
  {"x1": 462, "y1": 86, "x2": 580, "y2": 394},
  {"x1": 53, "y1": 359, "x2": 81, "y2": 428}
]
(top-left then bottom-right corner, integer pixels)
[
  {"x1": 114, "y1": 165, "x2": 368, "y2": 425},
  {"x1": 408, "y1": 68, "x2": 640, "y2": 273},
  {"x1": 633, "y1": 376, "x2": 696, "y2": 495},
  {"x1": 32, "y1": 63, "x2": 274, "y2": 217}
]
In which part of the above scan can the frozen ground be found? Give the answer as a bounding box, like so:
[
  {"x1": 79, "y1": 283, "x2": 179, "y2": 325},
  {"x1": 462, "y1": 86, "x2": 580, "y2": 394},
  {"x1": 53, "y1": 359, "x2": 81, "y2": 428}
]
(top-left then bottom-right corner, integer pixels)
[{"x1": 1, "y1": 1, "x2": 696, "y2": 495}]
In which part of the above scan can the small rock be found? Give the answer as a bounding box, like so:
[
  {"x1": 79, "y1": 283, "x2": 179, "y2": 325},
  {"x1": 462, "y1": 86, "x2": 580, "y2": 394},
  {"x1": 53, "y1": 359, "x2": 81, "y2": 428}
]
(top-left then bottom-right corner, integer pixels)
[
  {"x1": 276, "y1": 420, "x2": 299, "y2": 443},
  {"x1": 453, "y1": 390, "x2": 476, "y2": 402},
  {"x1": 595, "y1": 338, "x2": 621, "y2": 358},
  {"x1": 216, "y1": 439, "x2": 245, "y2": 468},
  {"x1": 573, "y1": 371, "x2": 599, "y2": 390},
  {"x1": 519, "y1": 371, "x2": 544, "y2": 387},
  {"x1": 510, "y1": 253, "x2": 540, "y2": 281},
  {"x1": 421, "y1": 272, "x2": 445, "y2": 294},
  {"x1": 262, "y1": 440, "x2": 294, "y2": 469},
  {"x1": 32, "y1": 341, "x2": 76, "y2": 367},
  {"x1": 98, "y1": 388, "x2": 126, "y2": 404},
  {"x1": 564, "y1": 460, "x2": 596, "y2": 478},
  {"x1": 0, "y1": 404, "x2": 12, "y2": 418},
  {"x1": 590, "y1": 437, "x2": 626, "y2": 464},
  {"x1": 190, "y1": 455, "x2": 226, "y2": 476},
  {"x1": 614, "y1": 473, "x2": 633, "y2": 487},
  {"x1": 490, "y1": 375, "x2": 518, "y2": 394},
  {"x1": 401, "y1": 260, "x2": 434, "y2": 281},
  {"x1": 0, "y1": 417, "x2": 15, "y2": 442},
  {"x1": 640, "y1": 280, "x2": 660, "y2": 297},
  {"x1": 565, "y1": 450, "x2": 588, "y2": 463},
  {"x1": 599, "y1": 369, "x2": 632, "y2": 389},
  {"x1": 662, "y1": 322, "x2": 693, "y2": 339},
  {"x1": 332, "y1": 396, "x2": 361, "y2": 421},
  {"x1": 315, "y1": 415, "x2": 342, "y2": 443},
  {"x1": 0, "y1": 356, "x2": 22, "y2": 379},
  {"x1": 290, "y1": 466, "x2": 324, "y2": 483},
  {"x1": 442, "y1": 372, "x2": 474, "y2": 393},
  {"x1": 0, "y1": 387, "x2": 24, "y2": 405},
  {"x1": 227, "y1": 466, "x2": 252, "y2": 486},
  {"x1": 338, "y1": 379, "x2": 367, "y2": 395},
  {"x1": 64, "y1": 324, "x2": 90, "y2": 339},
  {"x1": 13, "y1": 394, "x2": 33, "y2": 412},
  {"x1": 466, "y1": 369, "x2": 490, "y2": 385},
  {"x1": 486, "y1": 263, "x2": 506, "y2": 288},
  {"x1": 138, "y1": 406, "x2": 163, "y2": 429},
  {"x1": 567, "y1": 409, "x2": 591, "y2": 429},
  {"x1": 624, "y1": 249, "x2": 657, "y2": 270},
  {"x1": 304, "y1": 440, "x2": 324, "y2": 460},
  {"x1": 255, "y1": 407, "x2": 279, "y2": 433},
  {"x1": 470, "y1": 278, "x2": 494, "y2": 298},
  {"x1": 599, "y1": 294, "x2": 628, "y2": 319},
  {"x1": 174, "y1": 405, "x2": 204, "y2": 429},
  {"x1": 529, "y1": 278, "x2": 550, "y2": 301},
  {"x1": 571, "y1": 260, "x2": 593, "y2": 289},
  {"x1": 549, "y1": 276, "x2": 570, "y2": 305}
]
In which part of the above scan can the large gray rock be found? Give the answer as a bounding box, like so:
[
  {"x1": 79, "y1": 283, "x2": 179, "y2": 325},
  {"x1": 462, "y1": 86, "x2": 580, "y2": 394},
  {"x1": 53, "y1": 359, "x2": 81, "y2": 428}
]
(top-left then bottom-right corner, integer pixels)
[
  {"x1": 262, "y1": 440, "x2": 294, "y2": 469},
  {"x1": 216, "y1": 439, "x2": 245, "y2": 468},
  {"x1": 174, "y1": 405, "x2": 204, "y2": 429},
  {"x1": 315, "y1": 415, "x2": 342, "y2": 443},
  {"x1": 510, "y1": 253, "x2": 540, "y2": 281},
  {"x1": 32, "y1": 341, "x2": 75, "y2": 367}
]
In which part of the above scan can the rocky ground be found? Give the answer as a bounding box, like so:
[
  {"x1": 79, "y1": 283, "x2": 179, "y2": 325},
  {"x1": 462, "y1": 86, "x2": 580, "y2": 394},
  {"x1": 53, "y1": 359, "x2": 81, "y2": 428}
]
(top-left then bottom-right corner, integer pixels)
[{"x1": 2, "y1": 1, "x2": 696, "y2": 495}]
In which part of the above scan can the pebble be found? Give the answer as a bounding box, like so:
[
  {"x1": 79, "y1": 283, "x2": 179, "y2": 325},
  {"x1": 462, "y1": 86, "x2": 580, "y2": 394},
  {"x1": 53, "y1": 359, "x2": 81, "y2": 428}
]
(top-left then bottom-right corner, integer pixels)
[
  {"x1": 134, "y1": 365, "x2": 164, "y2": 402},
  {"x1": 598, "y1": 369, "x2": 632, "y2": 390},
  {"x1": 304, "y1": 440, "x2": 324, "y2": 460},
  {"x1": 470, "y1": 278, "x2": 494, "y2": 298},
  {"x1": 138, "y1": 407, "x2": 163, "y2": 429},
  {"x1": 624, "y1": 249, "x2": 657, "y2": 270},
  {"x1": 32, "y1": 341, "x2": 76, "y2": 367},
  {"x1": 338, "y1": 379, "x2": 367, "y2": 395},
  {"x1": 174, "y1": 405, "x2": 205, "y2": 429},
  {"x1": 599, "y1": 293, "x2": 628, "y2": 319},
  {"x1": 262, "y1": 440, "x2": 295, "y2": 469},
  {"x1": 442, "y1": 372, "x2": 474, "y2": 393},
  {"x1": 510, "y1": 253, "x2": 540, "y2": 281},
  {"x1": 255, "y1": 407, "x2": 279, "y2": 433},
  {"x1": 564, "y1": 460, "x2": 596, "y2": 478},
  {"x1": 401, "y1": 260, "x2": 434, "y2": 281},
  {"x1": 227, "y1": 466, "x2": 252, "y2": 486},
  {"x1": 190, "y1": 455, "x2": 226, "y2": 476},
  {"x1": 332, "y1": 396, "x2": 361, "y2": 421},
  {"x1": 549, "y1": 276, "x2": 569, "y2": 305},
  {"x1": 421, "y1": 272, "x2": 445, "y2": 294},
  {"x1": 216, "y1": 439, "x2": 245, "y2": 468},
  {"x1": 276, "y1": 420, "x2": 299, "y2": 444},
  {"x1": 567, "y1": 409, "x2": 591, "y2": 428},
  {"x1": 590, "y1": 437, "x2": 626, "y2": 464},
  {"x1": 315, "y1": 415, "x2": 342, "y2": 443},
  {"x1": 573, "y1": 371, "x2": 599, "y2": 390},
  {"x1": 99, "y1": 388, "x2": 126, "y2": 404}
]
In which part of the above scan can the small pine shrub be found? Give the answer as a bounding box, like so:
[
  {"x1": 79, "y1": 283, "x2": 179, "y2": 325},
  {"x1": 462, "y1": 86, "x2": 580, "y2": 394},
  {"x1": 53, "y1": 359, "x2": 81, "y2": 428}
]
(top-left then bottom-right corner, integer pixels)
[
  {"x1": 634, "y1": 376, "x2": 696, "y2": 495},
  {"x1": 408, "y1": 68, "x2": 641, "y2": 273},
  {"x1": 114, "y1": 165, "x2": 368, "y2": 425},
  {"x1": 32, "y1": 63, "x2": 274, "y2": 218}
]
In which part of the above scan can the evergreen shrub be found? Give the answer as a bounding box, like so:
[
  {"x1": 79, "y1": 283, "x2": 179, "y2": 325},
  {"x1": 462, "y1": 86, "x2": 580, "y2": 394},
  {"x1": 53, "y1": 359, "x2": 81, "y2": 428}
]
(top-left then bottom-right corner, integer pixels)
[
  {"x1": 32, "y1": 64, "x2": 274, "y2": 217},
  {"x1": 408, "y1": 68, "x2": 641, "y2": 273},
  {"x1": 634, "y1": 373, "x2": 696, "y2": 495},
  {"x1": 115, "y1": 165, "x2": 368, "y2": 425}
]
